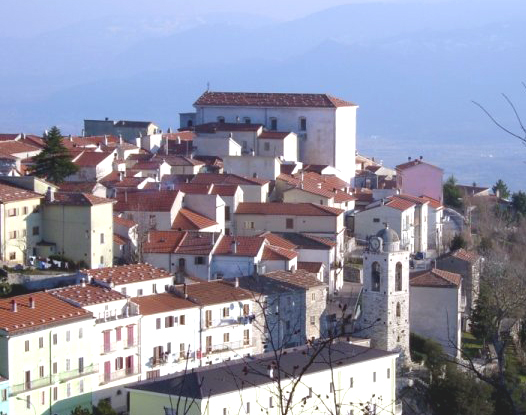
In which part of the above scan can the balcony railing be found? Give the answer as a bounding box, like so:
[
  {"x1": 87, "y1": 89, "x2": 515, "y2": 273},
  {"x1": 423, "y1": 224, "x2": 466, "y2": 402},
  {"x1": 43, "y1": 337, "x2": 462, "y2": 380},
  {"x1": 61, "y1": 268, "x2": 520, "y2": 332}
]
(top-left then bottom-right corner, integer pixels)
[
  {"x1": 56, "y1": 364, "x2": 98, "y2": 383},
  {"x1": 203, "y1": 340, "x2": 251, "y2": 356},
  {"x1": 10, "y1": 377, "x2": 53, "y2": 395},
  {"x1": 203, "y1": 315, "x2": 253, "y2": 329},
  {"x1": 99, "y1": 367, "x2": 140, "y2": 385}
]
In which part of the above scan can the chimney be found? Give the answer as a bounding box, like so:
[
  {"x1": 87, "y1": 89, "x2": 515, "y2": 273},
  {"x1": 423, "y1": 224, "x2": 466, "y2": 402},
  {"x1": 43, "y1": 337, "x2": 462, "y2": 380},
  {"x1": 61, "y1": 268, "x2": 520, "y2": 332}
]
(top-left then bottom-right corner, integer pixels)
[
  {"x1": 177, "y1": 136, "x2": 181, "y2": 145},
  {"x1": 235, "y1": 277, "x2": 239, "y2": 288},
  {"x1": 419, "y1": 155, "x2": 423, "y2": 160},
  {"x1": 183, "y1": 283, "x2": 188, "y2": 299},
  {"x1": 408, "y1": 156, "x2": 411, "y2": 161},
  {"x1": 124, "y1": 190, "x2": 128, "y2": 202},
  {"x1": 317, "y1": 183, "x2": 322, "y2": 189},
  {"x1": 147, "y1": 232, "x2": 151, "y2": 243},
  {"x1": 268, "y1": 365, "x2": 274, "y2": 379},
  {"x1": 29, "y1": 296, "x2": 35, "y2": 309},
  {"x1": 80, "y1": 278, "x2": 86, "y2": 288},
  {"x1": 105, "y1": 117, "x2": 109, "y2": 121},
  {"x1": 68, "y1": 134, "x2": 73, "y2": 142},
  {"x1": 104, "y1": 135, "x2": 108, "y2": 145},
  {"x1": 231, "y1": 240, "x2": 237, "y2": 254},
  {"x1": 158, "y1": 182, "x2": 162, "y2": 191},
  {"x1": 11, "y1": 300, "x2": 17, "y2": 313},
  {"x1": 253, "y1": 264, "x2": 258, "y2": 278},
  {"x1": 119, "y1": 171, "x2": 124, "y2": 182},
  {"x1": 165, "y1": 138, "x2": 169, "y2": 155},
  {"x1": 167, "y1": 127, "x2": 172, "y2": 134},
  {"x1": 119, "y1": 134, "x2": 123, "y2": 144},
  {"x1": 45, "y1": 186, "x2": 54, "y2": 203}
]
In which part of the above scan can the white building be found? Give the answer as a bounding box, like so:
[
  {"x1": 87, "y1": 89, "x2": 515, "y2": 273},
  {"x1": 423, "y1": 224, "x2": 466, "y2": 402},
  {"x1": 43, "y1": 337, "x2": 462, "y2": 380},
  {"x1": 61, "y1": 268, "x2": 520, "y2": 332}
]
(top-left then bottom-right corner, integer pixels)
[
  {"x1": 191, "y1": 173, "x2": 270, "y2": 203},
  {"x1": 187, "y1": 91, "x2": 358, "y2": 183},
  {"x1": 127, "y1": 342, "x2": 399, "y2": 415}
]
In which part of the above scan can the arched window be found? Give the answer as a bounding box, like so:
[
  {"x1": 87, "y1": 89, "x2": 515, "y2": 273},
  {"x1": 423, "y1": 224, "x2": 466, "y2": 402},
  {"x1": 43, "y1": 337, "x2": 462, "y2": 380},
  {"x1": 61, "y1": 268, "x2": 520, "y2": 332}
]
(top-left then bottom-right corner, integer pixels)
[
  {"x1": 395, "y1": 262, "x2": 403, "y2": 291},
  {"x1": 371, "y1": 262, "x2": 380, "y2": 292},
  {"x1": 396, "y1": 302, "x2": 401, "y2": 317}
]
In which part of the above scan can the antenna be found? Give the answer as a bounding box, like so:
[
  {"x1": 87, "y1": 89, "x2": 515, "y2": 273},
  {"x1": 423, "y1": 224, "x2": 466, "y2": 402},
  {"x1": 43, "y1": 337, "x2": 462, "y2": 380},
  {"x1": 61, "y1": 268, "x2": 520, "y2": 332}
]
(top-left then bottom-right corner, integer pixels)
[{"x1": 206, "y1": 81, "x2": 210, "y2": 92}]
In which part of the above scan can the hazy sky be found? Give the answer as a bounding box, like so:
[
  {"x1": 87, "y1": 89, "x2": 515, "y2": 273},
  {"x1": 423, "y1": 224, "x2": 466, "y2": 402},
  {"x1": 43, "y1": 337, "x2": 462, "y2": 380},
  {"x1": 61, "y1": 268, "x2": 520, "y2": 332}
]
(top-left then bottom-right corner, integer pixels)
[{"x1": 0, "y1": 0, "x2": 446, "y2": 37}]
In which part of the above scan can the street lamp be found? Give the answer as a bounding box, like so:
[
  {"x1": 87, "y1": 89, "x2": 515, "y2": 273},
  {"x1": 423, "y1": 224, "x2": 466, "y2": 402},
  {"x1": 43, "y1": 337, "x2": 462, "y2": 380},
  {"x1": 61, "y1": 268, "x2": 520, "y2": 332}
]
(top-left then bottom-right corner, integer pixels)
[{"x1": 15, "y1": 395, "x2": 36, "y2": 415}]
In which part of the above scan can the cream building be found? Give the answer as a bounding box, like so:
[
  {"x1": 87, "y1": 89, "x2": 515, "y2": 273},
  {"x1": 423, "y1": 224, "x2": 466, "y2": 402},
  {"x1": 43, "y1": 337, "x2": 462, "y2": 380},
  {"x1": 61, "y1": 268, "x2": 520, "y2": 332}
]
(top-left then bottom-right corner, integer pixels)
[
  {"x1": 127, "y1": 342, "x2": 399, "y2": 415},
  {"x1": 0, "y1": 292, "x2": 97, "y2": 415}
]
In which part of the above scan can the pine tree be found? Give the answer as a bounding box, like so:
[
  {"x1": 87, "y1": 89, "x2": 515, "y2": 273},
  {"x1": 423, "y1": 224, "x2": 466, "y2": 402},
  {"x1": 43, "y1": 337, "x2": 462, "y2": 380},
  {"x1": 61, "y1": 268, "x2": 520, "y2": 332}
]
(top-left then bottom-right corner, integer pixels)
[
  {"x1": 492, "y1": 179, "x2": 510, "y2": 199},
  {"x1": 29, "y1": 126, "x2": 78, "y2": 183}
]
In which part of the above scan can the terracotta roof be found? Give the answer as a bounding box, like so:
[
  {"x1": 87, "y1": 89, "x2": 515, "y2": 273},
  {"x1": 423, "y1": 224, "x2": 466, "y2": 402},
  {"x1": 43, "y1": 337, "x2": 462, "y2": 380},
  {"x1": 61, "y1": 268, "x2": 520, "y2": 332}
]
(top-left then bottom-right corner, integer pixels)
[
  {"x1": 210, "y1": 184, "x2": 239, "y2": 197},
  {"x1": 113, "y1": 234, "x2": 128, "y2": 246},
  {"x1": 20, "y1": 135, "x2": 46, "y2": 148},
  {"x1": 262, "y1": 269, "x2": 325, "y2": 289},
  {"x1": 176, "y1": 232, "x2": 220, "y2": 255},
  {"x1": 451, "y1": 248, "x2": 481, "y2": 263},
  {"x1": 131, "y1": 293, "x2": 197, "y2": 315},
  {"x1": 236, "y1": 202, "x2": 343, "y2": 216},
  {"x1": 193, "y1": 122, "x2": 263, "y2": 133},
  {"x1": 132, "y1": 160, "x2": 162, "y2": 170},
  {"x1": 257, "y1": 232, "x2": 298, "y2": 250},
  {"x1": 213, "y1": 235, "x2": 265, "y2": 257},
  {"x1": 410, "y1": 268, "x2": 462, "y2": 288},
  {"x1": 58, "y1": 181, "x2": 100, "y2": 193},
  {"x1": 0, "y1": 141, "x2": 41, "y2": 155},
  {"x1": 262, "y1": 245, "x2": 297, "y2": 261},
  {"x1": 0, "y1": 182, "x2": 42, "y2": 203},
  {"x1": 100, "y1": 171, "x2": 146, "y2": 189},
  {"x1": 297, "y1": 261, "x2": 324, "y2": 273},
  {"x1": 280, "y1": 164, "x2": 297, "y2": 175},
  {"x1": 113, "y1": 215, "x2": 137, "y2": 228},
  {"x1": 384, "y1": 196, "x2": 417, "y2": 211},
  {"x1": 172, "y1": 208, "x2": 218, "y2": 231},
  {"x1": 0, "y1": 292, "x2": 92, "y2": 334},
  {"x1": 162, "y1": 131, "x2": 196, "y2": 141},
  {"x1": 49, "y1": 283, "x2": 127, "y2": 306},
  {"x1": 114, "y1": 190, "x2": 180, "y2": 212},
  {"x1": 194, "y1": 92, "x2": 356, "y2": 108},
  {"x1": 192, "y1": 173, "x2": 269, "y2": 186},
  {"x1": 143, "y1": 231, "x2": 186, "y2": 253},
  {"x1": 284, "y1": 182, "x2": 336, "y2": 199},
  {"x1": 258, "y1": 131, "x2": 291, "y2": 140},
  {"x1": 334, "y1": 191, "x2": 355, "y2": 203},
  {"x1": 166, "y1": 183, "x2": 212, "y2": 194},
  {"x1": 0, "y1": 133, "x2": 20, "y2": 141},
  {"x1": 73, "y1": 151, "x2": 114, "y2": 167},
  {"x1": 182, "y1": 280, "x2": 253, "y2": 306},
  {"x1": 45, "y1": 192, "x2": 112, "y2": 206},
  {"x1": 152, "y1": 155, "x2": 204, "y2": 167},
  {"x1": 82, "y1": 263, "x2": 173, "y2": 286},
  {"x1": 420, "y1": 196, "x2": 443, "y2": 209},
  {"x1": 275, "y1": 233, "x2": 335, "y2": 250},
  {"x1": 396, "y1": 158, "x2": 442, "y2": 172}
]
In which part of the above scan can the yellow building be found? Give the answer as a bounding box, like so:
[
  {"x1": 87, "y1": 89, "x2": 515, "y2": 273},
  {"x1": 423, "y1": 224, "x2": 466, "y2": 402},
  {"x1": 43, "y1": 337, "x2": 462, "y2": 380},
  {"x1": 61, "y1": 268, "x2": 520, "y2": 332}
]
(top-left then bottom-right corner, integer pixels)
[
  {"x1": 0, "y1": 292, "x2": 97, "y2": 415},
  {"x1": 0, "y1": 182, "x2": 43, "y2": 264},
  {"x1": 42, "y1": 192, "x2": 115, "y2": 268}
]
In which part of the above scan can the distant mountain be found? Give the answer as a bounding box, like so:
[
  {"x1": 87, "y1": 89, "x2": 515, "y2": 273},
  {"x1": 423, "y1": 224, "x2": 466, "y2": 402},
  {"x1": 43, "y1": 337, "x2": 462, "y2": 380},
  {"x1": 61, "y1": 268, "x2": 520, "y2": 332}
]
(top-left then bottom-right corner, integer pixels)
[{"x1": 1, "y1": 0, "x2": 525, "y2": 188}]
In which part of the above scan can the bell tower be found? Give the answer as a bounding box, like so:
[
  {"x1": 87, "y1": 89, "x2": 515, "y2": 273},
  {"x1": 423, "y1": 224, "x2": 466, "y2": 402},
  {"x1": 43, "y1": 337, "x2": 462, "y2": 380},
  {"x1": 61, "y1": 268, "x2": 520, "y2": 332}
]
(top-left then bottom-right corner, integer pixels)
[{"x1": 358, "y1": 225, "x2": 410, "y2": 364}]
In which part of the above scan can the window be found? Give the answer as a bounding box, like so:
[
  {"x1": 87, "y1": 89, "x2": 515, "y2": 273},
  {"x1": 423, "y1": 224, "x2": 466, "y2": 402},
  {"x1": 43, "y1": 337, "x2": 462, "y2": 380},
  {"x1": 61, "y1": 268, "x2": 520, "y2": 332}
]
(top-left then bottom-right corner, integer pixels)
[
  {"x1": 223, "y1": 409, "x2": 227, "y2": 415},
  {"x1": 121, "y1": 287, "x2": 127, "y2": 295},
  {"x1": 115, "y1": 327, "x2": 121, "y2": 342},
  {"x1": 270, "y1": 117, "x2": 277, "y2": 130},
  {"x1": 166, "y1": 342, "x2": 171, "y2": 354},
  {"x1": 286, "y1": 218, "x2": 294, "y2": 229},
  {"x1": 244, "y1": 221, "x2": 255, "y2": 229},
  {"x1": 206, "y1": 336, "x2": 212, "y2": 353},
  {"x1": 39, "y1": 365, "x2": 44, "y2": 378},
  {"x1": 115, "y1": 357, "x2": 124, "y2": 370},
  {"x1": 299, "y1": 117, "x2": 307, "y2": 131},
  {"x1": 310, "y1": 316, "x2": 316, "y2": 326},
  {"x1": 9, "y1": 252, "x2": 15, "y2": 260},
  {"x1": 25, "y1": 340, "x2": 29, "y2": 352},
  {"x1": 217, "y1": 116, "x2": 225, "y2": 123},
  {"x1": 156, "y1": 318, "x2": 161, "y2": 329},
  {"x1": 100, "y1": 256, "x2": 104, "y2": 265},
  {"x1": 180, "y1": 343, "x2": 186, "y2": 359},
  {"x1": 79, "y1": 328, "x2": 83, "y2": 339},
  {"x1": 8, "y1": 231, "x2": 17, "y2": 240},
  {"x1": 66, "y1": 330, "x2": 71, "y2": 342},
  {"x1": 264, "y1": 142, "x2": 270, "y2": 151},
  {"x1": 243, "y1": 303, "x2": 250, "y2": 316},
  {"x1": 79, "y1": 357, "x2": 84, "y2": 373},
  {"x1": 396, "y1": 302, "x2": 401, "y2": 318},
  {"x1": 242, "y1": 329, "x2": 250, "y2": 346},
  {"x1": 53, "y1": 386, "x2": 58, "y2": 401},
  {"x1": 53, "y1": 362, "x2": 58, "y2": 374},
  {"x1": 79, "y1": 379, "x2": 84, "y2": 393},
  {"x1": 371, "y1": 262, "x2": 381, "y2": 292},
  {"x1": 311, "y1": 292, "x2": 316, "y2": 301},
  {"x1": 147, "y1": 369, "x2": 160, "y2": 380},
  {"x1": 165, "y1": 316, "x2": 174, "y2": 328},
  {"x1": 387, "y1": 368, "x2": 391, "y2": 379},
  {"x1": 137, "y1": 289, "x2": 143, "y2": 297},
  {"x1": 373, "y1": 218, "x2": 380, "y2": 223},
  {"x1": 30, "y1": 225, "x2": 39, "y2": 236},
  {"x1": 1, "y1": 388, "x2": 7, "y2": 401},
  {"x1": 350, "y1": 377, "x2": 354, "y2": 388},
  {"x1": 66, "y1": 359, "x2": 71, "y2": 371},
  {"x1": 7, "y1": 208, "x2": 17, "y2": 217},
  {"x1": 39, "y1": 337, "x2": 44, "y2": 348},
  {"x1": 395, "y1": 262, "x2": 403, "y2": 291},
  {"x1": 223, "y1": 333, "x2": 230, "y2": 343},
  {"x1": 222, "y1": 307, "x2": 230, "y2": 318},
  {"x1": 195, "y1": 256, "x2": 205, "y2": 265},
  {"x1": 66, "y1": 382, "x2": 71, "y2": 397},
  {"x1": 330, "y1": 382, "x2": 334, "y2": 393},
  {"x1": 246, "y1": 401, "x2": 251, "y2": 413},
  {"x1": 225, "y1": 206, "x2": 231, "y2": 221},
  {"x1": 244, "y1": 117, "x2": 251, "y2": 124},
  {"x1": 53, "y1": 333, "x2": 57, "y2": 345},
  {"x1": 269, "y1": 396, "x2": 274, "y2": 408},
  {"x1": 308, "y1": 387, "x2": 312, "y2": 398},
  {"x1": 373, "y1": 371, "x2": 376, "y2": 382},
  {"x1": 23, "y1": 206, "x2": 28, "y2": 215},
  {"x1": 26, "y1": 395, "x2": 31, "y2": 409},
  {"x1": 205, "y1": 310, "x2": 212, "y2": 327},
  {"x1": 180, "y1": 315, "x2": 186, "y2": 325}
]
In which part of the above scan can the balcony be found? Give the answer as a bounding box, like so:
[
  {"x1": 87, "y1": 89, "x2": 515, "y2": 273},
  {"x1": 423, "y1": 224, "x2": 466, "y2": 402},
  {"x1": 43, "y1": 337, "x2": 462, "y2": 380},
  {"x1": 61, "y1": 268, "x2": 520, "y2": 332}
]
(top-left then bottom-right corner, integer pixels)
[
  {"x1": 203, "y1": 340, "x2": 251, "y2": 356},
  {"x1": 56, "y1": 364, "x2": 98, "y2": 383},
  {"x1": 99, "y1": 367, "x2": 140, "y2": 385},
  {"x1": 10, "y1": 377, "x2": 53, "y2": 396},
  {"x1": 203, "y1": 315, "x2": 253, "y2": 329}
]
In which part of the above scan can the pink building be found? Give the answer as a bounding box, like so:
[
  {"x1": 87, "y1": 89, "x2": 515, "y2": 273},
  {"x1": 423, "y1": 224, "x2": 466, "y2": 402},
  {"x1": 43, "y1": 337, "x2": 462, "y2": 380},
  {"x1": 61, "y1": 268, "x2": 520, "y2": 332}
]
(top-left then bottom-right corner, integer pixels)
[{"x1": 396, "y1": 158, "x2": 443, "y2": 203}]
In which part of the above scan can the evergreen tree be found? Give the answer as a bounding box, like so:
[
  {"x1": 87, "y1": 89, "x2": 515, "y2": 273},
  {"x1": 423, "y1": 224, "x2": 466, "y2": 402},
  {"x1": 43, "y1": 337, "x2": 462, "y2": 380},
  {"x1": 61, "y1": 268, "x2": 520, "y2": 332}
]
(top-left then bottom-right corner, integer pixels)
[
  {"x1": 493, "y1": 179, "x2": 510, "y2": 199},
  {"x1": 443, "y1": 175, "x2": 462, "y2": 208},
  {"x1": 29, "y1": 126, "x2": 78, "y2": 183},
  {"x1": 512, "y1": 191, "x2": 526, "y2": 216},
  {"x1": 450, "y1": 234, "x2": 467, "y2": 251}
]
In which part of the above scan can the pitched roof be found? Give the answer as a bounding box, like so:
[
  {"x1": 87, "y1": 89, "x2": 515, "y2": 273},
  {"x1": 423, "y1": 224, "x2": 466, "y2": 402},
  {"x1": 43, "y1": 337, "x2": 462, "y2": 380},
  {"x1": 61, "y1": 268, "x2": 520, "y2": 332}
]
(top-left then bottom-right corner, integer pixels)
[
  {"x1": 162, "y1": 131, "x2": 196, "y2": 141},
  {"x1": 0, "y1": 292, "x2": 92, "y2": 334},
  {"x1": 258, "y1": 131, "x2": 291, "y2": 140},
  {"x1": 384, "y1": 196, "x2": 417, "y2": 211},
  {"x1": 73, "y1": 151, "x2": 114, "y2": 167},
  {"x1": 191, "y1": 173, "x2": 269, "y2": 186},
  {"x1": 114, "y1": 190, "x2": 180, "y2": 212},
  {"x1": 113, "y1": 233, "x2": 128, "y2": 246},
  {"x1": 193, "y1": 122, "x2": 263, "y2": 133},
  {"x1": 45, "y1": 192, "x2": 112, "y2": 206},
  {"x1": 395, "y1": 158, "x2": 442, "y2": 172},
  {"x1": 113, "y1": 215, "x2": 137, "y2": 228},
  {"x1": 257, "y1": 232, "x2": 298, "y2": 250},
  {"x1": 131, "y1": 293, "x2": 197, "y2": 315},
  {"x1": 297, "y1": 261, "x2": 324, "y2": 273},
  {"x1": 49, "y1": 283, "x2": 127, "y2": 306},
  {"x1": 0, "y1": 133, "x2": 20, "y2": 141},
  {"x1": 82, "y1": 263, "x2": 173, "y2": 285},
  {"x1": 209, "y1": 184, "x2": 239, "y2": 197},
  {"x1": 420, "y1": 196, "x2": 443, "y2": 209},
  {"x1": 410, "y1": 268, "x2": 462, "y2": 288},
  {"x1": 0, "y1": 140, "x2": 41, "y2": 156},
  {"x1": 0, "y1": 182, "x2": 42, "y2": 203},
  {"x1": 171, "y1": 208, "x2": 218, "y2": 231},
  {"x1": 194, "y1": 92, "x2": 356, "y2": 108},
  {"x1": 181, "y1": 280, "x2": 253, "y2": 306},
  {"x1": 176, "y1": 232, "x2": 220, "y2": 255},
  {"x1": 100, "y1": 171, "x2": 146, "y2": 188},
  {"x1": 262, "y1": 269, "x2": 325, "y2": 289},
  {"x1": 213, "y1": 235, "x2": 265, "y2": 257},
  {"x1": 236, "y1": 202, "x2": 343, "y2": 216},
  {"x1": 275, "y1": 233, "x2": 335, "y2": 250},
  {"x1": 143, "y1": 231, "x2": 186, "y2": 253},
  {"x1": 262, "y1": 245, "x2": 297, "y2": 260},
  {"x1": 128, "y1": 342, "x2": 393, "y2": 399},
  {"x1": 58, "y1": 181, "x2": 100, "y2": 193},
  {"x1": 450, "y1": 248, "x2": 481, "y2": 263}
]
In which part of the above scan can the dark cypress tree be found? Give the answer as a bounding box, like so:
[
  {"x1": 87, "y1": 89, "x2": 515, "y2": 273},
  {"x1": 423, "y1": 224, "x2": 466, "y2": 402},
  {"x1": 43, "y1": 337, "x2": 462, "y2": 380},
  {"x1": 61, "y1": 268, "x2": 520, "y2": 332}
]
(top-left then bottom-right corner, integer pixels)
[{"x1": 29, "y1": 126, "x2": 78, "y2": 183}]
